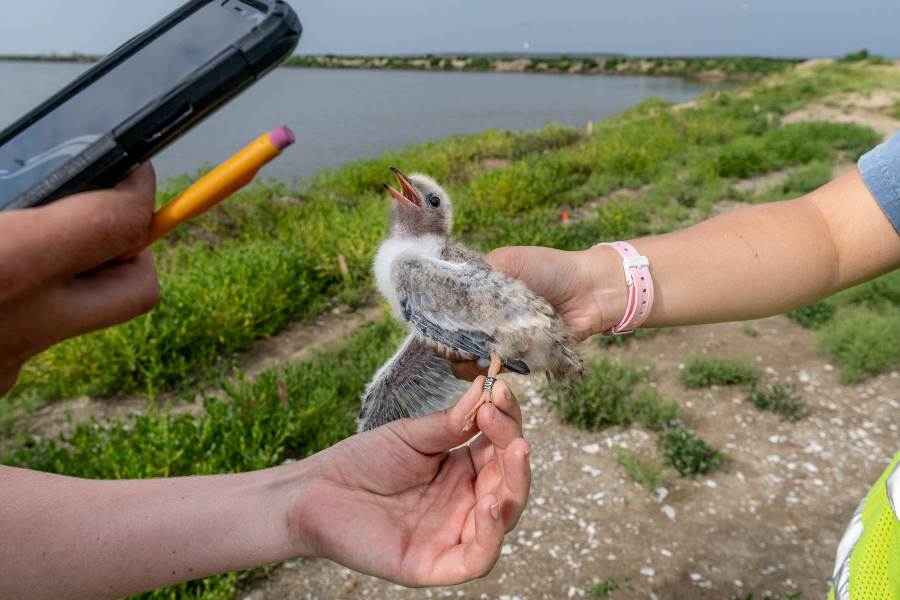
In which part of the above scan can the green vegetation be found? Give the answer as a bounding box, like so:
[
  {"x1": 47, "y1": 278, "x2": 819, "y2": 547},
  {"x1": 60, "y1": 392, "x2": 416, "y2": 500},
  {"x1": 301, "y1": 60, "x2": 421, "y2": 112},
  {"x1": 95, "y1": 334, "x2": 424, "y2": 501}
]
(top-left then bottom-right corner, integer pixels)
[
  {"x1": 2, "y1": 317, "x2": 405, "y2": 599},
  {"x1": 615, "y1": 448, "x2": 672, "y2": 490},
  {"x1": 589, "y1": 576, "x2": 635, "y2": 597},
  {"x1": 548, "y1": 357, "x2": 680, "y2": 431},
  {"x1": 746, "y1": 382, "x2": 810, "y2": 422},
  {"x1": 749, "y1": 160, "x2": 836, "y2": 204},
  {"x1": 788, "y1": 270, "x2": 900, "y2": 381},
  {"x1": 658, "y1": 426, "x2": 726, "y2": 477},
  {"x1": 788, "y1": 299, "x2": 836, "y2": 329},
  {"x1": 468, "y1": 57, "x2": 493, "y2": 70},
  {"x1": 741, "y1": 323, "x2": 759, "y2": 337},
  {"x1": 678, "y1": 355, "x2": 761, "y2": 388},
  {"x1": 277, "y1": 54, "x2": 798, "y2": 80},
  {"x1": 816, "y1": 306, "x2": 900, "y2": 383}
]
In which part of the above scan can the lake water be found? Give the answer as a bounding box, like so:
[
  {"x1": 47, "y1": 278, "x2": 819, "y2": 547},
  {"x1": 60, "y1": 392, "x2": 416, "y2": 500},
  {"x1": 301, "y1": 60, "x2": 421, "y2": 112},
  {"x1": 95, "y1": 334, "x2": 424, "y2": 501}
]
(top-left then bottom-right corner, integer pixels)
[{"x1": 0, "y1": 61, "x2": 727, "y2": 186}]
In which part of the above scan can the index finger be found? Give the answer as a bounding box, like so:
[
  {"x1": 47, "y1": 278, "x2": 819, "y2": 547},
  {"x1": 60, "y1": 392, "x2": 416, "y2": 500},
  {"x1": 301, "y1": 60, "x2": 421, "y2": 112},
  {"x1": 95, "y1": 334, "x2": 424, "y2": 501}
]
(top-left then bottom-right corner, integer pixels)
[{"x1": 0, "y1": 163, "x2": 156, "y2": 304}]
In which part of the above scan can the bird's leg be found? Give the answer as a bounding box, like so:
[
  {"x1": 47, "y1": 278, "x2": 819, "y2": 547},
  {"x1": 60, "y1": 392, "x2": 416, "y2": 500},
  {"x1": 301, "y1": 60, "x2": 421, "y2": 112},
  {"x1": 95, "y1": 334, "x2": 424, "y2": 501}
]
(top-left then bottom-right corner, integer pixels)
[{"x1": 461, "y1": 353, "x2": 503, "y2": 433}]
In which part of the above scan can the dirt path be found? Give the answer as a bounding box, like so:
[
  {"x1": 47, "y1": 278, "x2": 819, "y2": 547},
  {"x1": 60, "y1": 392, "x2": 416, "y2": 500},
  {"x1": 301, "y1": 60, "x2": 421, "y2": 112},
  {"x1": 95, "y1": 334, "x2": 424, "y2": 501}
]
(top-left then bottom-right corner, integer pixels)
[
  {"x1": 239, "y1": 315, "x2": 900, "y2": 600},
  {"x1": 783, "y1": 89, "x2": 900, "y2": 142}
]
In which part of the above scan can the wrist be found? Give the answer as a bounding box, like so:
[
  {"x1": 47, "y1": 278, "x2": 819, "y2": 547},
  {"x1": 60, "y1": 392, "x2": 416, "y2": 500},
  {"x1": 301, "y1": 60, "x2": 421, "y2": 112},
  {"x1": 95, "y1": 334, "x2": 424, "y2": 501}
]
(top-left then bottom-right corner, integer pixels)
[
  {"x1": 282, "y1": 455, "x2": 325, "y2": 559},
  {"x1": 581, "y1": 245, "x2": 630, "y2": 337}
]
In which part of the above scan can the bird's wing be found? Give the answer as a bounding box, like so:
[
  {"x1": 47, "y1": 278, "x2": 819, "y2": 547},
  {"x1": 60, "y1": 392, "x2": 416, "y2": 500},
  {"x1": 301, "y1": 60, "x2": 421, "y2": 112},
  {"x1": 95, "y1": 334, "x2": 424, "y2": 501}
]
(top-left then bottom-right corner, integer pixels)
[
  {"x1": 393, "y1": 252, "x2": 552, "y2": 374},
  {"x1": 439, "y1": 243, "x2": 493, "y2": 271},
  {"x1": 358, "y1": 334, "x2": 470, "y2": 432}
]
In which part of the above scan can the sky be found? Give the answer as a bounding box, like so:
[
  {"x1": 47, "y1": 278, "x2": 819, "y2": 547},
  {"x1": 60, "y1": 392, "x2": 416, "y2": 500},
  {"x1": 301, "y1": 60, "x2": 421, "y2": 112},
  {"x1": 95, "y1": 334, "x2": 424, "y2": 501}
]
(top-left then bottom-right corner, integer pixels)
[{"x1": 1, "y1": 0, "x2": 899, "y2": 59}]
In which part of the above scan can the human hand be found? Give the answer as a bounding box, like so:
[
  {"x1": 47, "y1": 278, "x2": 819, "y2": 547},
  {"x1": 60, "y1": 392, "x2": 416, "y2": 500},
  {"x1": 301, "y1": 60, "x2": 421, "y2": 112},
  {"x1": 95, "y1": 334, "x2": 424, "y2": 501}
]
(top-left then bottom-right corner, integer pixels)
[
  {"x1": 450, "y1": 245, "x2": 626, "y2": 381},
  {"x1": 0, "y1": 164, "x2": 160, "y2": 395},
  {"x1": 291, "y1": 377, "x2": 531, "y2": 587}
]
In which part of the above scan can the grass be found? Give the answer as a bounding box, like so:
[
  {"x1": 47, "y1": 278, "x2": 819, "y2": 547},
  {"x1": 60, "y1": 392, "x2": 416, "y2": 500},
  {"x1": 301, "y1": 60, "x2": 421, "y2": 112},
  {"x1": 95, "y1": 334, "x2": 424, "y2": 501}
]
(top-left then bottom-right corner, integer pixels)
[
  {"x1": 658, "y1": 426, "x2": 726, "y2": 477},
  {"x1": 788, "y1": 300, "x2": 836, "y2": 330},
  {"x1": 615, "y1": 448, "x2": 672, "y2": 490},
  {"x1": 678, "y1": 355, "x2": 761, "y2": 388},
  {"x1": 589, "y1": 576, "x2": 635, "y2": 597},
  {"x1": 2, "y1": 316, "x2": 406, "y2": 599},
  {"x1": 815, "y1": 306, "x2": 900, "y2": 383},
  {"x1": 548, "y1": 357, "x2": 681, "y2": 432},
  {"x1": 745, "y1": 382, "x2": 810, "y2": 422},
  {"x1": 789, "y1": 270, "x2": 900, "y2": 381}
]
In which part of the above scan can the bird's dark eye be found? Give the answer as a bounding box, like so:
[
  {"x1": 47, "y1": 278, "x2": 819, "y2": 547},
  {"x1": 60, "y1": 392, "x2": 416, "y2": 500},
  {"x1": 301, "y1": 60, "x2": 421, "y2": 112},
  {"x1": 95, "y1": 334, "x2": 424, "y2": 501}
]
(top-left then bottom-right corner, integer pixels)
[{"x1": 429, "y1": 196, "x2": 441, "y2": 208}]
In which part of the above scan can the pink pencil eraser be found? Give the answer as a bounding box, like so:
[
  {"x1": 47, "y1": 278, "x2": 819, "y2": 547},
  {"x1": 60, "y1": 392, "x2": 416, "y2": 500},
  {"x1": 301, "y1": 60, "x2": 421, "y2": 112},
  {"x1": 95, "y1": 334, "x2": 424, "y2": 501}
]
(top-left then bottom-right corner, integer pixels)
[{"x1": 268, "y1": 125, "x2": 296, "y2": 151}]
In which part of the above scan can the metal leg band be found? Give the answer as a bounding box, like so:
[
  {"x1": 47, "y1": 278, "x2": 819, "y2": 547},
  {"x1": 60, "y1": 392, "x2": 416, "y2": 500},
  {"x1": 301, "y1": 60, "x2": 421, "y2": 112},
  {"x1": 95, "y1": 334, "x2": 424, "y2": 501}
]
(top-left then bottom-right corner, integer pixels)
[{"x1": 483, "y1": 377, "x2": 497, "y2": 392}]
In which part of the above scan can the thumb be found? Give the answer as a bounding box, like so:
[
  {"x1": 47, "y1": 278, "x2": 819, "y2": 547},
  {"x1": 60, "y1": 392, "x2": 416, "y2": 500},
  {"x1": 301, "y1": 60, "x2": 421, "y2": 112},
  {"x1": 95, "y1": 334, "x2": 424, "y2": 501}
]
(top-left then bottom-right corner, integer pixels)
[
  {"x1": 389, "y1": 377, "x2": 488, "y2": 455},
  {"x1": 483, "y1": 246, "x2": 527, "y2": 279}
]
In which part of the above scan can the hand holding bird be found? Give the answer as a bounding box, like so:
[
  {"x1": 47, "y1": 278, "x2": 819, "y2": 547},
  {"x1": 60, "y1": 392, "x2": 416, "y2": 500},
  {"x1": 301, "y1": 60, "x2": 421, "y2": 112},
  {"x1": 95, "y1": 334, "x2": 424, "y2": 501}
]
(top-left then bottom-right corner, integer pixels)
[
  {"x1": 358, "y1": 169, "x2": 584, "y2": 433},
  {"x1": 299, "y1": 378, "x2": 531, "y2": 587}
]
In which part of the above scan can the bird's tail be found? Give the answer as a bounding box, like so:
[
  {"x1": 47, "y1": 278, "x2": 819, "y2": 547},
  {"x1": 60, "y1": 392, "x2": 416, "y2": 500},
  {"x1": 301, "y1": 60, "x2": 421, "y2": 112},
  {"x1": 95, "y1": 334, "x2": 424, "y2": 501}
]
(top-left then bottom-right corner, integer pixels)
[
  {"x1": 547, "y1": 342, "x2": 585, "y2": 387},
  {"x1": 501, "y1": 356, "x2": 531, "y2": 376}
]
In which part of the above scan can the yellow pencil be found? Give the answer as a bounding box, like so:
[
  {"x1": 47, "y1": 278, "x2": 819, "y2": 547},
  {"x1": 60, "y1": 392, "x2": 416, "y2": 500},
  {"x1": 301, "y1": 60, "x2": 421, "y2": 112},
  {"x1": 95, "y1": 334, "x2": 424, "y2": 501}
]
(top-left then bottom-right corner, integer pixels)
[{"x1": 120, "y1": 125, "x2": 295, "y2": 260}]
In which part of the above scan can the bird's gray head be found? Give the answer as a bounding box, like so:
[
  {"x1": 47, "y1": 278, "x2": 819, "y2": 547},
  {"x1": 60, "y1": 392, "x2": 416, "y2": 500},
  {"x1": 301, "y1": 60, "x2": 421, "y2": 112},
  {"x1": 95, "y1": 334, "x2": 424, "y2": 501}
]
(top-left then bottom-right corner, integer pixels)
[{"x1": 383, "y1": 168, "x2": 453, "y2": 239}]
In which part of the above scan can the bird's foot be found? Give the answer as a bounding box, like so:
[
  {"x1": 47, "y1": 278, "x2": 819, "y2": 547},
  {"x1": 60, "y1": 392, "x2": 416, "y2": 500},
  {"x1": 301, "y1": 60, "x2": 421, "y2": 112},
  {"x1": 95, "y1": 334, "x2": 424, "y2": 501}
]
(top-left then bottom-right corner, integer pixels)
[{"x1": 460, "y1": 376, "x2": 498, "y2": 433}]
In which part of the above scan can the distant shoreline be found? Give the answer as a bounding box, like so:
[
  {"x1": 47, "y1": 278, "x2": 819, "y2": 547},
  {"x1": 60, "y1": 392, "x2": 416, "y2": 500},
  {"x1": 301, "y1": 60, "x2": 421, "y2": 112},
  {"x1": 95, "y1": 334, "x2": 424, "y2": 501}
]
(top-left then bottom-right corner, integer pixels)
[{"x1": 0, "y1": 54, "x2": 802, "y2": 82}]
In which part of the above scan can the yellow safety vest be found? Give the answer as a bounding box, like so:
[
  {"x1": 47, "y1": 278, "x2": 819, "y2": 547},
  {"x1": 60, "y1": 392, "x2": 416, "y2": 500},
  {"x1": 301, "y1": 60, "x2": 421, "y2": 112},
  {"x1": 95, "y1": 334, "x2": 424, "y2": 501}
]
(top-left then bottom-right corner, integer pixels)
[{"x1": 829, "y1": 450, "x2": 900, "y2": 599}]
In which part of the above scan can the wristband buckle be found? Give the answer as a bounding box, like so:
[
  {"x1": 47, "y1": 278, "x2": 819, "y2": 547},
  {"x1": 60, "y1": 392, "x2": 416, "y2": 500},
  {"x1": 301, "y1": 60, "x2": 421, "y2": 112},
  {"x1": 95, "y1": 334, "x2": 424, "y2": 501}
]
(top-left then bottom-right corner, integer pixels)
[{"x1": 622, "y1": 256, "x2": 650, "y2": 286}]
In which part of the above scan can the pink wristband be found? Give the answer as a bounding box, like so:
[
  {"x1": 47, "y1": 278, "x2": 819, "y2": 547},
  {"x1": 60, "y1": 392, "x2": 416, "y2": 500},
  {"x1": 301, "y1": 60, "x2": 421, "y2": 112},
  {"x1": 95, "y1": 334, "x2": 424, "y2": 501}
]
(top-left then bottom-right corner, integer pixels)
[{"x1": 594, "y1": 241, "x2": 654, "y2": 336}]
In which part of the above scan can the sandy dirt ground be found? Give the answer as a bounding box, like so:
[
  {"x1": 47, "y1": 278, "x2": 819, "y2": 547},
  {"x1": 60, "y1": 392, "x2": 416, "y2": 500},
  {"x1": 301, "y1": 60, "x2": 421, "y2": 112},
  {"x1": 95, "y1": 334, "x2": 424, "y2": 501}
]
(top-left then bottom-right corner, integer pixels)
[{"x1": 236, "y1": 316, "x2": 900, "y2": 600}]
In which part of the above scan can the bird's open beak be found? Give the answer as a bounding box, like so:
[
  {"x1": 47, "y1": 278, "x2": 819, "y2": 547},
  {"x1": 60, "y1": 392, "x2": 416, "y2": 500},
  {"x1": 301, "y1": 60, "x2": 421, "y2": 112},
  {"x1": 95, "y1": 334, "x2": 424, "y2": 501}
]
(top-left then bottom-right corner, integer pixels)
[{"x1": 384, "y1": 167, "x2": 424, "y2": 210}]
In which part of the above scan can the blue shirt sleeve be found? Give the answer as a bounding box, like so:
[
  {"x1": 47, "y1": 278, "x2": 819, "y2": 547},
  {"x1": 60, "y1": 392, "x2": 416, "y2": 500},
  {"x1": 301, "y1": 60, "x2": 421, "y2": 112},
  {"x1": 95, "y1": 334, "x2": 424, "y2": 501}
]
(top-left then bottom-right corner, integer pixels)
[{"x1": 859, "y1": 128, "x2": 900, "y2": 235}]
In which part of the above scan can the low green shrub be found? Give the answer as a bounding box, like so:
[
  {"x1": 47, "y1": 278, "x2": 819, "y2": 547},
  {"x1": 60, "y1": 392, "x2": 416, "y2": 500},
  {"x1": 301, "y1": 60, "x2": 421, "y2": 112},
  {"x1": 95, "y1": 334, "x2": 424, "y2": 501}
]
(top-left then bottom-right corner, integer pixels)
[
  {"x1": 816, "y1": 306, "x2": 900, "y2": 383},
  {"x1": 841, "y1": 49, "x2": 871, "y2": 62},
  {"x1": 615, "y1": 448, "x2": 672, "y2": 490},
  {"x1": 717, "y1": 137, "x2": 771, "y2": 178},
  {"x1": 589, "y1": 576, "x2": 635, "y2": 597},
  {"x1": 746, "y1": 382, "x2": 810, "y2": 422},
  {"x1": 468, "y1": 57, "x2": 492, "y2": 70},
  {"x1": 678, "y1": 355, "x2": 760, "y2": 388},
  {"x1": 549, "y1": 358, "x2": 680, "y2": 431},
  {"x1": 788, "y1": 299, "x2": 836, "y2": 329},
  {"x1": 658, "y1": 426, "x2": 726, "y2": 477}
]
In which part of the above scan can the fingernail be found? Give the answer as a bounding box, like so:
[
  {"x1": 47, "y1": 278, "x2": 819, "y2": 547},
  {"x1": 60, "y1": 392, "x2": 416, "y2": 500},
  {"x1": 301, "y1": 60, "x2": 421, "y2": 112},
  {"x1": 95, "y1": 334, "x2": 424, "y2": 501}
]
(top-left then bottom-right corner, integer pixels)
[
  {"x1": 493, "y1": 409, "x2": 506, "y2": 424},
  {"x1": 525, "y1": 446, "x2": 533, "y2": 459},
  {"x1": 477, "y1": 357, "x2": 491, "y2": 369},
  {"x1": 490, "y1": 501, "x2": 500, "y2": 521},
  {"x1": 505, "y1": 385, "x2": 513, "y2": 403}
]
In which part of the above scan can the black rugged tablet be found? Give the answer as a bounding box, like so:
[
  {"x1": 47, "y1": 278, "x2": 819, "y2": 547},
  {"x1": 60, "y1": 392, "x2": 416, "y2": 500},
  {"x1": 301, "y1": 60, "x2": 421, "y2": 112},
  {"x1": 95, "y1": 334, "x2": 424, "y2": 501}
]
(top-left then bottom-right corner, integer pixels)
[{"x1": 0, "y1": 0, "x2": 301, "y2": 211}]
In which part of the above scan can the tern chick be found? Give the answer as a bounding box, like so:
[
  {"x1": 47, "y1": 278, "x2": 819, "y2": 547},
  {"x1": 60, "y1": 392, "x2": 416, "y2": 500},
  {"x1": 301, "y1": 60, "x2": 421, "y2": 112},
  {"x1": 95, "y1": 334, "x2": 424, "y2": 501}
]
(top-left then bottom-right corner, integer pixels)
[{"x1": 357, "y1": 168, "x2": 583, "y2": 433}]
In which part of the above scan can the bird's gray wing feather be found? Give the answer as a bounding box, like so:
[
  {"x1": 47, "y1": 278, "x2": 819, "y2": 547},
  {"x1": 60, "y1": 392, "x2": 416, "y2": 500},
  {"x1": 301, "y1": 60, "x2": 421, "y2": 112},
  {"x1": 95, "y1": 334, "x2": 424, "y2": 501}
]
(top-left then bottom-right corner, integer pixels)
[
  {"x1": 358, "y1": 334, "x2": 470, "y2": 432},
  {"x1": 394, "y1": 253, "x2": 548, "y2": 374}
]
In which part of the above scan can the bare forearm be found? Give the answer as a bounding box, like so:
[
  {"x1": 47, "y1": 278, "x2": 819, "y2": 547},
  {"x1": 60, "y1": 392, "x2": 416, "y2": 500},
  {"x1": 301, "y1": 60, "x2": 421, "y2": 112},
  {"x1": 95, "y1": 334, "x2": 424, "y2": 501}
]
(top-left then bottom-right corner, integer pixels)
[
  {"x1": 0, "y1": 464, "x2": 312, "y2": 600},
  {"x1": 591, "y1": 168, "x2": 900, "y2": 331}
]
